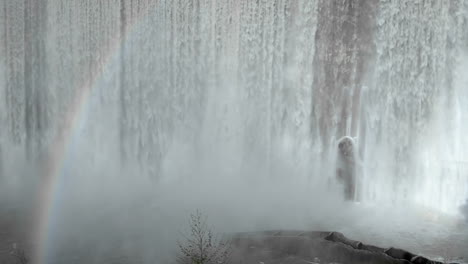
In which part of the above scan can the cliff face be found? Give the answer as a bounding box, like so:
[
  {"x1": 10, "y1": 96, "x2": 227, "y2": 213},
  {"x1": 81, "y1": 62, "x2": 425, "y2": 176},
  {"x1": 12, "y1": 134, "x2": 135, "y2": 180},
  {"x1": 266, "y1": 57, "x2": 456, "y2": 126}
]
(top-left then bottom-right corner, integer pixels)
[{"x1": 312, "y1": 0, "x2": 377, "y2": 152}]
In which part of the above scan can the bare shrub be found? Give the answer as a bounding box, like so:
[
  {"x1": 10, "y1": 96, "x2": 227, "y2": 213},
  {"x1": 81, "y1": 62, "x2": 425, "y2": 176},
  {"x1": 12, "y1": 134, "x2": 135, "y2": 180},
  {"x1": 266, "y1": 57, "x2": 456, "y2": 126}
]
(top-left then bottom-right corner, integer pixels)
[
  {"x1": 177, "y1": 210, "x2": 230, "y2": 264},
  {"x1": 10, "y1": 243, "x2": 28, "y2": 264}
]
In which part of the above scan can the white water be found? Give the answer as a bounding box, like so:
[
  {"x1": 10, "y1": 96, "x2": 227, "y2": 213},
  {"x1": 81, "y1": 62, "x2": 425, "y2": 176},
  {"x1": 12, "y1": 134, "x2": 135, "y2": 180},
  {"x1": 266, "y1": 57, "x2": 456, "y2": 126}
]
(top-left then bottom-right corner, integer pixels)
[{"x1": 1, "y1": 0, "x2": 468, "y2": 217}]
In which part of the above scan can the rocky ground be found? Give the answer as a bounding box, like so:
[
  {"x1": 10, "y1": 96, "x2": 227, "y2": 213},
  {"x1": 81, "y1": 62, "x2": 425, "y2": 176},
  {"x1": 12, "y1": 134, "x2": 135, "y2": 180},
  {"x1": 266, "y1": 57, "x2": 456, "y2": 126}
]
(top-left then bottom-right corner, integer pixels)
[
  {"x1": 0, "y1": 203, "x2": 467, "y2": 264},
  {"x1": 230, "y1": 230, "x2": 466, "y2": 264},
  {"x1": 0, "y1": 210, "x2": 32, "y2": 263}
]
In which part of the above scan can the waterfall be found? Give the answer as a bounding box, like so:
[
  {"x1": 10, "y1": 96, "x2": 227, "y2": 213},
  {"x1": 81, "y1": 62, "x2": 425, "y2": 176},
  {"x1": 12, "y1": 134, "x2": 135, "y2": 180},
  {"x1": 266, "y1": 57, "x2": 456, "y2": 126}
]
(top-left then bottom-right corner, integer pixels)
[
  {"x1": 1, "y1": 0, "x2": 467, "y2": 214},
  {"x1": 362, "y1": 0, "x2": 468, "y2": 212}
]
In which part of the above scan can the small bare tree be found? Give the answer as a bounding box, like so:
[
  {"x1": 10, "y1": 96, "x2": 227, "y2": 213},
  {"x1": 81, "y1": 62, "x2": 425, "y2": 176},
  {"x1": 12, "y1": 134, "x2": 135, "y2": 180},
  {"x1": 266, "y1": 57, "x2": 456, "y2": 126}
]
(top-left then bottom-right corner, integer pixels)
[
  {"x1": 177, "y1": 210, "x2": 230, "y2": 264},
  {"x1": 10, "y1": 243, "x2": 28, "y2": 264}
]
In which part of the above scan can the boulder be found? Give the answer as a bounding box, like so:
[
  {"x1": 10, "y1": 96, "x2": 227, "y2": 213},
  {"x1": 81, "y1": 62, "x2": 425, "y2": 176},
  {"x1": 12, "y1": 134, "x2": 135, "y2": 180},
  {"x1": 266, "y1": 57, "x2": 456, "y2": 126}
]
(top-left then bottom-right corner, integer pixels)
[
  {"x1": 384, "y1": 247, "x2": 416, "y2": 262},
  {"x1": 324, "y1": 231, "x2": 363, "y2": 249},
  {"x1": 336, "y1": 136, "x2": 357, "y2": 200}
]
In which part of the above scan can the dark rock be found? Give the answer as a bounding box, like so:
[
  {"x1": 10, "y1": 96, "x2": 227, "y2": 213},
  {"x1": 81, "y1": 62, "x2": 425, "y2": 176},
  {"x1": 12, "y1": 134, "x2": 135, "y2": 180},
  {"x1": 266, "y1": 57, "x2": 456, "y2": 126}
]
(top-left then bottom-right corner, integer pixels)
[
  {"x1": 232, "y1": 234, "x2": 411, "y2": 264},
  {"x1": 231, "y1": 231, "x2": 451, "y2": 264},
  {"x1": 384, "y1": 247, "x2": 416, "y2": 262},
  {"x1": 411, "y1": 255, "x2": 430, "y2": 264},
  {"x1": 324, "y1": 231, "x2": 363, "y2": 249},
  {"x1": 336, "y1": 136, "x2": 357, "y2": 200},
  {"x1": 361, "y1": 243, "x2": 386, "y2": 254},
  {"x1": 410, "y1": 255, "x2": 445, "y2": 264}
]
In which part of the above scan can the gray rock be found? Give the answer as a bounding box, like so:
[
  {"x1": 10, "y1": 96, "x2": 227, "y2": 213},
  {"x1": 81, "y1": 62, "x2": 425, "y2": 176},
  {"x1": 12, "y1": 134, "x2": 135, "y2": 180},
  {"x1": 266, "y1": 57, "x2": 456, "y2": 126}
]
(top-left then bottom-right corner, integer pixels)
[
  {"x1": 336, "y1": 136, "x2": 357, "y2": 201},
  {"x1": 231, "y1": 231, "x2": 455, "y2": 264},
  {"x1": 384, "y1": 247, "x2": 416, "y2": 262},
  {"x1": 410, "y1": 255, "x2": 430, "y2": 264},
  {"x1": 461, "y1": 200, "x2": 468, "y2": 222},
  {"x1": 324, "y1": 232, "x2": 363, "y2": 250}
]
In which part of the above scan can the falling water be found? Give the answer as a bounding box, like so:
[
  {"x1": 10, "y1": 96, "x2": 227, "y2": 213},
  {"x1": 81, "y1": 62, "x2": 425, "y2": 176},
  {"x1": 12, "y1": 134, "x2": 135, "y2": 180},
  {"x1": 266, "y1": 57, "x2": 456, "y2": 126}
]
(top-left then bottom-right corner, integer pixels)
[
  {"x1": 361, "y1": 0, "x2": 468, "y2": 212},
  {"x1": 1, "y1": 0, "x2": 467, "y2": 215}
]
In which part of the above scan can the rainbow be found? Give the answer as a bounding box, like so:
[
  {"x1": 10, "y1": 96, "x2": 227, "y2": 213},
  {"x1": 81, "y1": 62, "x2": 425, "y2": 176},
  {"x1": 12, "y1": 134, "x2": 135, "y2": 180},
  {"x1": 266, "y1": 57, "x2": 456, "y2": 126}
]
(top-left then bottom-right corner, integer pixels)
[{"x1": 33, "y1": 5, "x2": 153, "y2": 264}]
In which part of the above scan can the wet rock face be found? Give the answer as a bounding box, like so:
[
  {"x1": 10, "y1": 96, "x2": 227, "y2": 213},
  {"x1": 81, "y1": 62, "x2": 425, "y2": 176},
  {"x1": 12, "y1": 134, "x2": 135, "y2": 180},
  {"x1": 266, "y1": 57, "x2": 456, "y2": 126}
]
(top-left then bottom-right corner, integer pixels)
[
  {"x1": 461, "y1": 200, "x2": 468, "y2": 222},
  {"x1": 311, "y1": 0, "x2": 377, "y2": 147},
  {"x1": 336, "y1": 136, "x2": 356, "y2": 200},
  {"x1": 325, "y1": 231, "x2": 363, "y2": 250},
  {"x1": 338, "y1": 137, "x2": 355, "y2": 159},
  {"x1": 231, "y1": 231, "x2": 452, "y2": 264},
  {"x1": 384, "y1": 247, "x2": 417, "y2": 262},
  {"x1": 410, "y1": 255, "x2": 435, "y2": 264}
]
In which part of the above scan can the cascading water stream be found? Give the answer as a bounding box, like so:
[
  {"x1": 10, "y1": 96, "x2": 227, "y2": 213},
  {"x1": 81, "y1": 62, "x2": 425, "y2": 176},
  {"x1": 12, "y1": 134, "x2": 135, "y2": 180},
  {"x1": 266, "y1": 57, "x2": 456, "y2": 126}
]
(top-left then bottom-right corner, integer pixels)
[
  {"x1": 0, "y1": 0, "x2": 467, "y2": 216},
  {"x1": 361, "y1": 0, "x2": 468, "y2": 213}
]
